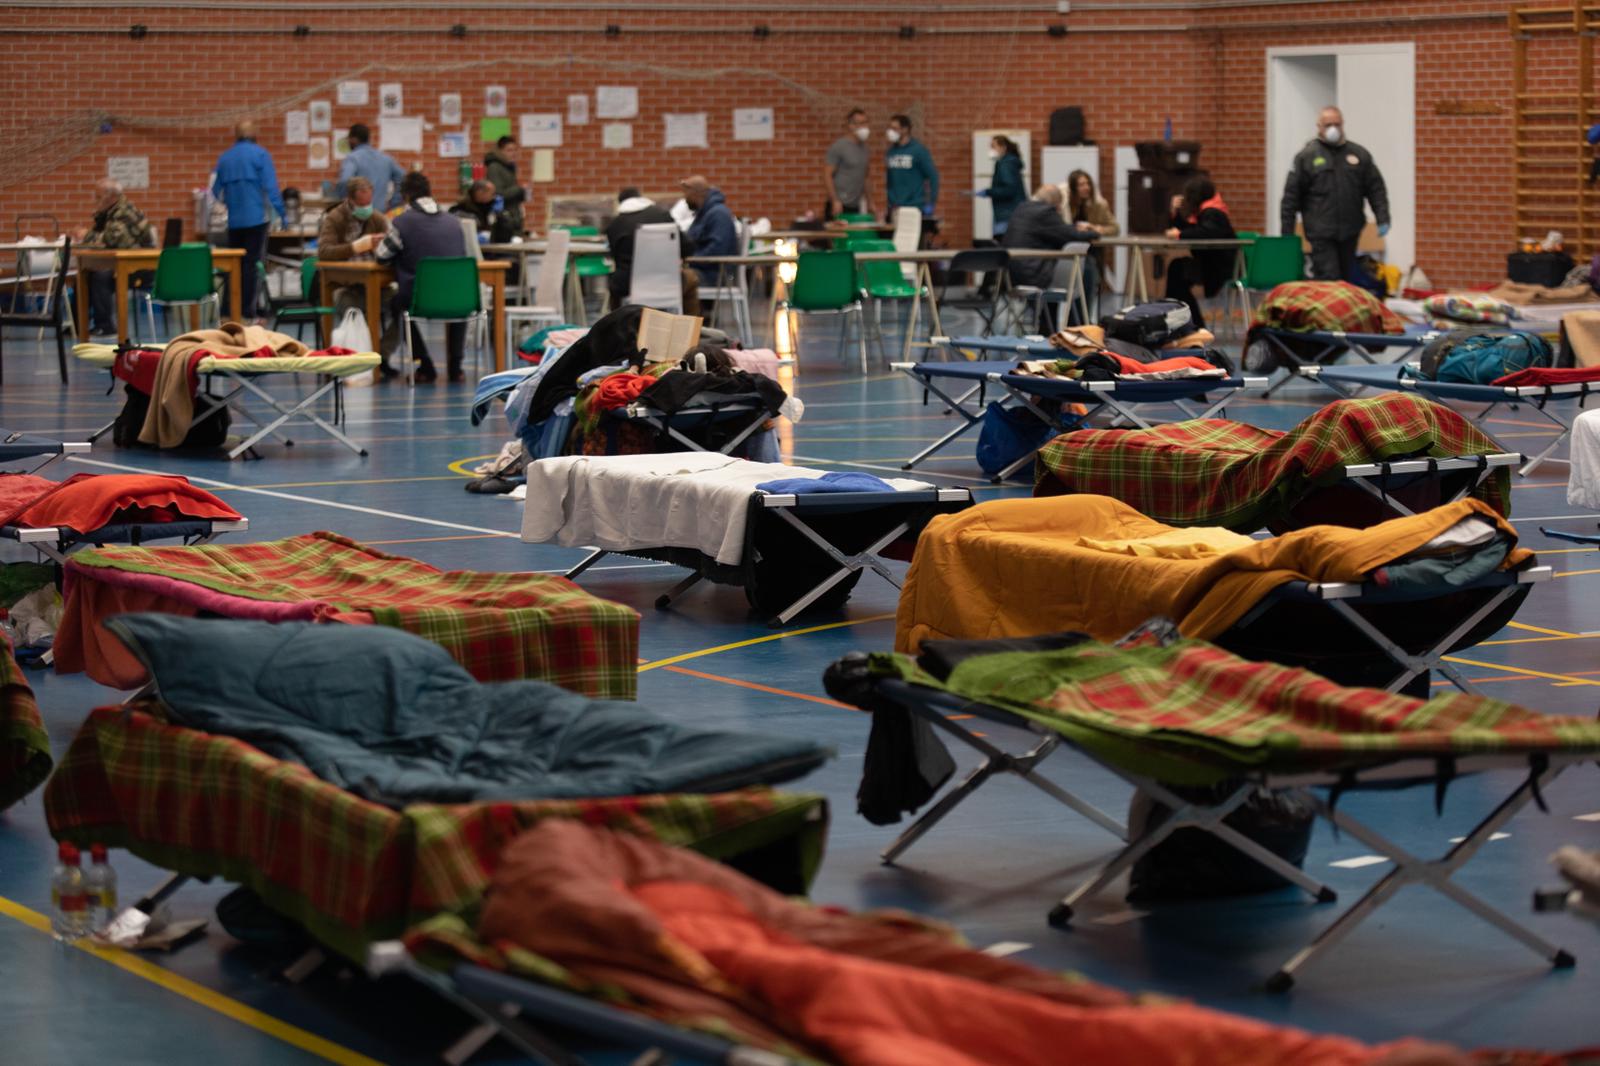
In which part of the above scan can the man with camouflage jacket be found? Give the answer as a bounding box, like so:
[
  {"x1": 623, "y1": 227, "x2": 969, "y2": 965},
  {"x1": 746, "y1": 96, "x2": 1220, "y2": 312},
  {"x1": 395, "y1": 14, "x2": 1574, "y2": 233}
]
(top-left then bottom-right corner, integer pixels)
[{"x1": 75, "y1": 178, "x2": 155, "y2": 336}]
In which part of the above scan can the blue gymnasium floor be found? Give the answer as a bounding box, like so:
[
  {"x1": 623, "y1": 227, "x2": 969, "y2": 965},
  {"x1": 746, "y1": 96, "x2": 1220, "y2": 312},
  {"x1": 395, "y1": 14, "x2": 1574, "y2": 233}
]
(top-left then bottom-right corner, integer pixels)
[{"x1": 1, "y1": 314, "x2": 1599, "y2": 1064}]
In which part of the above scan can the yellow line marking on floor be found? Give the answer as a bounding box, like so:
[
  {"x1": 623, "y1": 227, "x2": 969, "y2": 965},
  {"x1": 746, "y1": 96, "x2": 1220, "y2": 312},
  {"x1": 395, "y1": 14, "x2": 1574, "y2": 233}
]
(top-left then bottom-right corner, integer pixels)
[
  {"x1": 1507, "y1": 620, "x2": 1581, "y2": 638},
  {"x1": 449, "y1": 454, "x2": 499, "y2": 477},
  {"x1": 1529, "y1": 547, "x2": 1599, "y2": 554},
  {"x1": 1556, "y1": 567, "x2": 1600, "y2": 577},
  {"x1": 0, "y1": 895, "x2": 382, "y2": 1066},
  {"x1": 661, "y1": 665, "x2": 854, "y2": 708},
  {"x1": 211, "y1": 475, "x2": 463, "y2": 491},
  {"x1": 637, "y1": 614, "x2": 894, "y2": 672},
  {"x1": 1441, "y1": 656, "x2": 1600, "y2": 686}
]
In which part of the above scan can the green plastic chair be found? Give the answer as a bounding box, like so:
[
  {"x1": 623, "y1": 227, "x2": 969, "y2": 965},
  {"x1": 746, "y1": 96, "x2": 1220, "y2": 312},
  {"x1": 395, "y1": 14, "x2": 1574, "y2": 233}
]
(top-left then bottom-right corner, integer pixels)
[
  {"x1": 552, "y1": 223, "x2": 613, "y2": 277},
  {"x1": 853, "y1": 238, "x2": 923, "y2": 362},
  {"x1": 136, "y1": 242, "x2": 217, "y2": 341},
  {"x1": 269, "y1": 258, "x2": 335, "y2": 346},
  {"x1": 838, "y1": 212, "x2": 876, "y2": 224},
  {"x1": 777, "y1": 249, "x2": 868, "y2": 371},
  {"x1": 403, "y1": 257, "x2": 485, "y2": 384},
  {"x1": 1221, "y1": 233, "x2": 1304, "y2": 337}
]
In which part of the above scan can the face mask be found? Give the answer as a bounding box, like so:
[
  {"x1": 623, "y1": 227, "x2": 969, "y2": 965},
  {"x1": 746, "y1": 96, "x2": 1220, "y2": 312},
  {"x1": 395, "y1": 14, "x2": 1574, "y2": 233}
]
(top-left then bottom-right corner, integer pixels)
[
  {"x1": 854, "y1": 126, "x2": 870, "y2": 142},
  {"x1": 988, "y1": 149, "x2": 1000, "y2": 161},
  {"x1": 886, "y1": 128, "x2": 901, "y2": 144},
  {"x1": 1321, "y1": 124, "x2": 1342, "y2": 144},
  {"x1": 351, "y1": 205, "x2": 374, "y2": 220}
]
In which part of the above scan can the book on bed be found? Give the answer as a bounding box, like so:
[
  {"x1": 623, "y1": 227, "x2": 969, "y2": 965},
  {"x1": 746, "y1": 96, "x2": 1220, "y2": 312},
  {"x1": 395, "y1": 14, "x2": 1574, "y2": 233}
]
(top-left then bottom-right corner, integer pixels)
[{"x1": 637, "y1": 307, "x2": 701, "y2": 363}]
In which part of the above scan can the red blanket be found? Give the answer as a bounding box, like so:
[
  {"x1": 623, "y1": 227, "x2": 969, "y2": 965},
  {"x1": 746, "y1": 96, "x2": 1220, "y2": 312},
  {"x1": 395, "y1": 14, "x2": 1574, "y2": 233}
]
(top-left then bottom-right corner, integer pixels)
[
  {"x1": 1492, "y1": 366, "x2": 1600, "y2": 388},
  {"x1": 0, "y1": 473, "x2": 241, "y2": 531}
]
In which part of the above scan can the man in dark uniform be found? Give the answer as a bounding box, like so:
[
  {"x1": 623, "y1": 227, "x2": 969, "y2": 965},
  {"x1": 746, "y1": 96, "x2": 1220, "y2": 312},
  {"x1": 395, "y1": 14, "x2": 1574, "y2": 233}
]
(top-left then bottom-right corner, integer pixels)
[{"x1": 1280, "y1": 106, "x2": 1390, "y2": 282}]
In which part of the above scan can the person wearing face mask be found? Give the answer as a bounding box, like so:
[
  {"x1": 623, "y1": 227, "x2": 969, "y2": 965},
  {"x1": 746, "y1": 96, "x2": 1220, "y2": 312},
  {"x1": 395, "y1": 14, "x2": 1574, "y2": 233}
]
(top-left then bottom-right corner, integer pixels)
[
  {"x1": 1280, "y1": 105, "x2": 1390, "y2": 282},
  {"x1": 976, "y1": 135, "x2": 1025, "y2": 237},
  {"x1": 317, "y1": 176, "x2": 390, "y2": 262},
  {"x1": 825, "y1": 108, "x2": 874, "y2": 220},
  {"x1": 884, "y1": 114, "x2": 940, "y2": 220},
  {"x1": 74, "y1": 178, "x2": 155, "y2": 337}
]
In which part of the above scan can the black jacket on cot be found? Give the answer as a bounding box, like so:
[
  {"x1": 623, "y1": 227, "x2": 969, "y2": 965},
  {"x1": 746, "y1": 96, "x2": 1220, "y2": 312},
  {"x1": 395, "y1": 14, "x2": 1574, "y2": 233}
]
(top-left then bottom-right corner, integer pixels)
[
  {"x1": 1171, "y1": 206, "x2": 1237, "y2": 296},
  {"x1": 605, "y1": 200, "x2": 677, "y2": 304},
  {"x1": 1280, "y1": 137, "x2": 1390, "y2": 242},
  {"x1": 1000, "y1": 200, "x2": 1099, "y2": 290},
  {"x1": 527, "y1": 304, "x2": 646, "y2": 425}
]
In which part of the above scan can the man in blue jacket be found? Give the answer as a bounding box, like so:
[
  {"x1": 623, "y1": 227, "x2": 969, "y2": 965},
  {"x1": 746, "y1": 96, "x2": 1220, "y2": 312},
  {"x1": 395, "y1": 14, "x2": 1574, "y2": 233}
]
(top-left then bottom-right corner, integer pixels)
[
  {"x1": 336, "y1": 124, "x2": 406, "y2": 211},
  {"x1": 681, "y1": 175, "x2": 738, "y2": 288},
  {"x1": 212, "y1": 121, "x2": 285, "y2": 321},
  {"x1": 884, "y1": 114, "x2": 939, "y2": 219}
]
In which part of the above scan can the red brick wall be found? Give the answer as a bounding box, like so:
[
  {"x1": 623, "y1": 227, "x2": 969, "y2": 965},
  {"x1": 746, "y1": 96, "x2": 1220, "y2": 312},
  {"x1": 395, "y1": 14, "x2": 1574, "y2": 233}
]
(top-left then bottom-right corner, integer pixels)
[{"x1": 0, "y1": 2, "x2": 1539, "y2": 286}]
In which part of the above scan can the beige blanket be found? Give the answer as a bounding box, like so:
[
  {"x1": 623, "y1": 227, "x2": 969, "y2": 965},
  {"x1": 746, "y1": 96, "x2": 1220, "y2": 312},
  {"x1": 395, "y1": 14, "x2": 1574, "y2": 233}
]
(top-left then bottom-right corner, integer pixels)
[
  {"x1": 1562, "y1": 310, "x2": 1600, "y2": 368},
  {"x1": 1485, "y1": 280, "x2": 1597, "y2": 306},
  {"x1": 139, "y1": 324, "x2": 309, "y2": 448}
]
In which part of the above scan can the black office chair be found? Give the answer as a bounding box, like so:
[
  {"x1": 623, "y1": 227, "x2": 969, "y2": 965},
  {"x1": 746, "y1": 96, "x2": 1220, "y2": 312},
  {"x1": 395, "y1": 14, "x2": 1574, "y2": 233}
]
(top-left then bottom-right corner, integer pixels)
[
  {"x1": 936, "y1": 248, "x2": 1009, "y2": 336},
  {"x1": 0, "y1": 236, "x2": 73, "y2": 386}
]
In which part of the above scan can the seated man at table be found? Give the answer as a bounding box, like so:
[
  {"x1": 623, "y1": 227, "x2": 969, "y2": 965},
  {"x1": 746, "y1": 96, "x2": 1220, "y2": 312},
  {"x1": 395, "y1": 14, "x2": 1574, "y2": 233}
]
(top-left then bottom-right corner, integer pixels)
[
  {"x1": 450, "y1": 180, "x2": 516, "y2": 245},
  {"x1": 317, "y1": 175, "x2": 390, "y2": 325},
  {"x1": 374, "y1": 171, "x2": 470, "y2": 384},
  {"x1": 681, "y1": 175, "x2": 738, "y2": 287},
  {"x1": 73, "y1": 178, "x2": 155, "y2": 337},
  {"x1": 1002, "y1": 185, "x2": 1099, "y2": 331},
  {"x1": 604, "y1": 187, "x2": 698, "y2": 313}
]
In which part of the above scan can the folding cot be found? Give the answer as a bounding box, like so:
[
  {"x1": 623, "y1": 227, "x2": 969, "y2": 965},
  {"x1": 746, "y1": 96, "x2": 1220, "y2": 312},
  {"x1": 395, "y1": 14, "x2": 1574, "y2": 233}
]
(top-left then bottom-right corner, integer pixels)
[
  {"x1": 1, "y1": 470, "x2": 247, "y2": 565},
  {"x1": 0, "y1": 429, "x2": 89, "y2": 476},
  {"x1": 1300, "y1": 361, "x2": 1594, "y2": 476},
  {"x1": 523, "y1": 453, "x2": 972, "y2": 626},
  {"x1": 51, "y1": 530, "x2": 641, "y2": 696},
  {"x1": 1032, "y1": 395, "x2": 1519, "y2": 533},
  {"x1": 826, "y1": 627, "x2": 1600, "y2": 991},
  {"x1": 75, "y1": 342, "x2": 379, "y2": 459},
  {"x1": 894, "y1": 495, "x2": 1549, "y2": 698},
  {"x1": 897, "y1": 339, "x2": 1266, "y2": 482},
  {"x1": 1246, "y1": 327, "x2": 1434, "y2": 396}
]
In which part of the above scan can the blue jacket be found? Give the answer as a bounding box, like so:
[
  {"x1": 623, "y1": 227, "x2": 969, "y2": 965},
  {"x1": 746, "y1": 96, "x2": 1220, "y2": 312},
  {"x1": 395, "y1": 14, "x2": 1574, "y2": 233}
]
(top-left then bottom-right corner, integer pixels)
[
  {"x1": 337, "y1": 144, "x2": 407, "y2": 210},
  {"x1": 686, "y1": 188, "x2": 738, "y2": 284},
  {"x1": 211, "y1": 139, "x2": 286, "y2": 229},
  {"x1": 985, "y1": 154, "x2": 1026, "y2": 227},
  {"x1": 886, "y1": 138, "x2": 939, "y2": 211}
]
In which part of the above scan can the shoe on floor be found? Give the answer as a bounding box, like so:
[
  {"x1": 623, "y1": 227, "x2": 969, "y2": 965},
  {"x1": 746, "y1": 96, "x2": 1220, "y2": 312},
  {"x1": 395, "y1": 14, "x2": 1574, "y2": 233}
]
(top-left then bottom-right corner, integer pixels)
[
  {"x1": 448, "y1": 371, "x2": 466, "y2": 385},
  {"x1": 413, "y1": 366, "x2": 438, "y2": 384}
]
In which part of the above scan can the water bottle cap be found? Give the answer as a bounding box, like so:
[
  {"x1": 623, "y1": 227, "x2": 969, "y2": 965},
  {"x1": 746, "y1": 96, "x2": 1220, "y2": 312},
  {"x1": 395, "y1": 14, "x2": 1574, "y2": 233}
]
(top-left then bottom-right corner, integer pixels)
[
  {"x1": 90, "y1": 843, "x2": 107, "y2": 862},
  {"x1": 58, "y1": 842, "x2": 79, "y2": 863}
]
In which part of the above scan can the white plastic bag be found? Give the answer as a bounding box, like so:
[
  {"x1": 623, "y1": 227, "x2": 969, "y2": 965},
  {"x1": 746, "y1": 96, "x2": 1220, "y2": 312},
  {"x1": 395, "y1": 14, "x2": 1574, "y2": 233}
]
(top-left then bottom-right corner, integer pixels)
[{"x1": 332, "y1": 308, "x2": 373, "y2": 352}]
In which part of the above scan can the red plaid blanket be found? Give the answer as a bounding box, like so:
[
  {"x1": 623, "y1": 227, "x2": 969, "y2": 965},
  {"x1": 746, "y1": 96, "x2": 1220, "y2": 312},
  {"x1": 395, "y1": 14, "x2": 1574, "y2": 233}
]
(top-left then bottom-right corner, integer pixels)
[
  {"x1": 61, "y1": 531, "x2": 639, "y2": 698},
  {"x1": 0, "y1": 632, "x2": 47, "y2": 811},
  {"x1": 1035, "y1": 395, "x2": 1509, "y2": 531},
  {"x1": 1248, "y1": 280, "x2": 1406, "y2": 336},
  {"x1": 45, "y1": 707, "x2": 828, "y2": 962}
]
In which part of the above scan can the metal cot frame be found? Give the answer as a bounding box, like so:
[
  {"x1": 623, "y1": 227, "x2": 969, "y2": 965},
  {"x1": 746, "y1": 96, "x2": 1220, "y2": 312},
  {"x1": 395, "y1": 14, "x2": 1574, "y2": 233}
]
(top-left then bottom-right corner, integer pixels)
[
  {"x1": 1250, "y1": 328, "x2": 1434, "y2": 398},
  {"x1": 1, "y1": 517, "x2": 249, "y2": 566}
]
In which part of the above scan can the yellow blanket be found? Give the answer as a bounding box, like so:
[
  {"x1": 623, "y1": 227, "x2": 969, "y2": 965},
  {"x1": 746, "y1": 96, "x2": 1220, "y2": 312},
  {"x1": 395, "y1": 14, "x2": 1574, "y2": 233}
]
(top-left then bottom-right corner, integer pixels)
[{"x1": 895, "y1": 495, "x2": 1528, "y2": 654}]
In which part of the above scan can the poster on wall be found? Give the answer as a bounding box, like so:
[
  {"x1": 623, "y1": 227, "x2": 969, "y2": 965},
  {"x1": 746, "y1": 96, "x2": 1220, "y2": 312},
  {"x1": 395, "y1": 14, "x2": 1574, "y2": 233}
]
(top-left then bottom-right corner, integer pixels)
[
  {"x1": 519, "y1": 113, "x2": 562, "y2": 148},
  {"x1": 379, "y1": 117, "x2": 424, "y2": 154},
  {"x1": 336, "y1": 81, "x2": 368, "y2": 106},
  {"x1": 309, "y1": 100, "x2": 332, "y2": 132},
  {"x1": 480, "y1": 116, "x2": 511, "y2": 143},
  {"x1": 663, "y1": 113, "x2": 707, "y2": 149},
  {"x1": 333, "y1": 128, "x2": 352, "y2": 160},
  {"x1": 308, "y1": 138, "x2": 331, "y2": 170},
  {"x1": 532, "y1": 149, "x2": 555, "y2": 183},
  {"x1": 438, "y1": 131, "x2": 469, "y2": 158},
  {"x1": 732, "y1": 107, "x2": 773, "y2": 141},
  {"x1": 106, "y1": 156, "x2": 149, "y2": 190},
  {"x1": 285, "y1": 110, "x2": 310, "y2": 145},
  {"x1": 596, "y1": 86, "x2": 638, "y2": 120},
  {"x1": 379, "y1": 83, "x2": 404, "y2": 117},
  {"x1": 567, "y1": 94, "x2": 589, "y2": 126},
  {"x1": 601, "y1": 123, "x2": 632, "y2": 150},
  {"x1": 439, "y1": 93, "x2": 462, "y2": 126},
  {"x1": 484, "y1": 86, "x2": 508, "y2": 117}
]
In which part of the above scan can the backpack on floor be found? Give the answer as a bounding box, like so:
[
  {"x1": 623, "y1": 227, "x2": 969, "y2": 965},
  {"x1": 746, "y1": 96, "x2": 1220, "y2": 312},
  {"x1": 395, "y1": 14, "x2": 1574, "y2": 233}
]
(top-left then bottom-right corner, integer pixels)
[
  {"x1": 111, "y1": 384, "x2": 232, "y2": 450},
  {"x1": 976, "y1": 402, "x2": 1058, "y2": 480},
  {"x1": 1427, "y1": 331, "x2": 1552, "y2": 385},
  {"x1": 1100, "y1": 300, "x2": 1193, "y2": 348},
  {"x1": 1127, "y1": 784, "x2": 1316, "y2": 901}
]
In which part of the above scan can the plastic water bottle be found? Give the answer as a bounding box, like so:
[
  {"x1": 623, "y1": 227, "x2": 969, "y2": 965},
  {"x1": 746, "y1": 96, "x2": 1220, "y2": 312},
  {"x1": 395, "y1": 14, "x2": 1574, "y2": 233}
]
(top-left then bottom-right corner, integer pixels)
[
  {"x1": 50, "y1": 842, "x2": 89, "y2": 941},
  {"x1": 84, "y1": 843, "x2": 117, "y2": 932}
]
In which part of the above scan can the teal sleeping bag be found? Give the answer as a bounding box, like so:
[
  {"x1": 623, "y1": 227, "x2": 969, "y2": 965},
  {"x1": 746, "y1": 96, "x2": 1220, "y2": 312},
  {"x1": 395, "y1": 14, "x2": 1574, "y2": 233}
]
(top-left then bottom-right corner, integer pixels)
[{"x1": 105, "y1": 615, "x2": 829, "y2": 808}]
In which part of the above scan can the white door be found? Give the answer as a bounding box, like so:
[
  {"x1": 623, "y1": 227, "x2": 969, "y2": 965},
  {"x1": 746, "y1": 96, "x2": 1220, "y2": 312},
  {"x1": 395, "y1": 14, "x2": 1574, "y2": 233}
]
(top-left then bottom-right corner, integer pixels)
[{"x1": 972, "y1": 128, "x2": 1031, "y2": 240}]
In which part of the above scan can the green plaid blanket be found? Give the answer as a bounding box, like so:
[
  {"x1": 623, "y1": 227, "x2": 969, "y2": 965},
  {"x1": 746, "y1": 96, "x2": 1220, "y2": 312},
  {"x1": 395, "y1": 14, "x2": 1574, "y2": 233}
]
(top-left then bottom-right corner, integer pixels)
[
  {"x1": 870, "y1": 641, "x2": 1600, "y2": 784},
  {"x1": 67, "y1": 531, "x2": 639, "y2": 698},
  {"x1": 0, "y1": 632, "x2": 48, "y2": 811},
  {"x1": 1035, "y1": 395, "x2": 1510, "y2": 531},
  {"x1": 44, "y1": 707, "x2": 828, "y2": 962},
  {"x1": 1248, "y1": 280, "x2": 1406, "y2": 336}
]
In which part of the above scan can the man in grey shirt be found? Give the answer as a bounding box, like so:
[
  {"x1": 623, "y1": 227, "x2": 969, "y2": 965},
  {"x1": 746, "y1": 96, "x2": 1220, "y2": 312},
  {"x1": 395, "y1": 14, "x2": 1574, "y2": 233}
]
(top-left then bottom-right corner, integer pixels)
[{"x1": 824, "y1": 108, "x2": 873, "y2": 219}]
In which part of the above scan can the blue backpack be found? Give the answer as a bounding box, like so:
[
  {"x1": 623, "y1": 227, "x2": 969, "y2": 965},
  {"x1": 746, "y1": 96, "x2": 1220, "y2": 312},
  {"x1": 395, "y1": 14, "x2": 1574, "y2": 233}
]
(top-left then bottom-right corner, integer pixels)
[
  {"x1": 1430, "y1": 331, "x2": 1552, "y2": 385},
  {"x1": 976, "y1": 402, "x2": 1058, "y2": 480}
]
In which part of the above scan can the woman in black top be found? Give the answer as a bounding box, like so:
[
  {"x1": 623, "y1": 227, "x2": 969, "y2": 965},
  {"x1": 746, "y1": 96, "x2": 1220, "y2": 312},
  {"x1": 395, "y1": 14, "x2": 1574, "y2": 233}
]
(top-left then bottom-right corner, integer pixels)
[{"x1": 1163, "y1": 176, "x2": 1235, "y2": 329}]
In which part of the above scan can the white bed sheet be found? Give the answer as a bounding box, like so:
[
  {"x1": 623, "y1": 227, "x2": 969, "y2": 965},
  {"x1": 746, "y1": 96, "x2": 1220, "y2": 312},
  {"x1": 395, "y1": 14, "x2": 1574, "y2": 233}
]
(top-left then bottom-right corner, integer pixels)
[{"x1": 520, "y1": 453, "x2": 931, "y2": 565}]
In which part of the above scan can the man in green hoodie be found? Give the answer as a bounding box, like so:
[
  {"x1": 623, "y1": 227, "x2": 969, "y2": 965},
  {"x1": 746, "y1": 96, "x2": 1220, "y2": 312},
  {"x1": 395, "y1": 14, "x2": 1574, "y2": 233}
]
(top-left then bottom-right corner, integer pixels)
[
  {"x1": 484, "y1": 136, "x2": 526, "y2": 237},
  {"x1": 884, "y1": 114, "x2": 939, "y2": 219}
]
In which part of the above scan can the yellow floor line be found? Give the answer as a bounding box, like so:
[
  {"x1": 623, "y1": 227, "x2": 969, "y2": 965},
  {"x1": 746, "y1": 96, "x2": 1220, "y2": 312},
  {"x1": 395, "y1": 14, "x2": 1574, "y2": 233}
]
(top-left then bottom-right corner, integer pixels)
[
  {"x1": 1556, "y1": 567, "x2": 1600, "y2": 578},
  {"x1": 0, "y1": 895, "x2": 382, "y2": 1066},
  {"x1": 448, "y1": 454, "x2": 499, "y2": 477},
  {"x1": 638, "y1": 614, "x2": 894, "y2": 672},
  {"x1": 1507, "y1": 620, "x2": 1581, "y2": 637},
  {"x1": 1440, "y1": 656, "x2": 1600, "y2": 687},
  {"x1": 212, "y1": 475, "x2": 464, "y2": 491}
]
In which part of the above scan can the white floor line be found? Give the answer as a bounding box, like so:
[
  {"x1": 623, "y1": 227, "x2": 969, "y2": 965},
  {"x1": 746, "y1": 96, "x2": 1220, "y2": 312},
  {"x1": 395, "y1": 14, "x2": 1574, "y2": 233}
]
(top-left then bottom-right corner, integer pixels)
[
  {"x1": 1329, "y1": 855, "x2": 1390, "y2": 869},
  {"x1": 786, "y1": 452, "x2": 990, "y2": 486},
  {"x1": 68, "y1": 455, "x2": 520, "y2": 537},
  {"x1": 1448, "y1": 832, "x2": 1510, "y2": 844},
  {"x1": 981, "y1": 941, "x2": 1032, "y2": 957},
  {"x1": 1513, "y1": 514, "x2": 1600, "y2": 523},
  {"x1": 1574, "y1": 812, "x2": 1600, "y2": 822}
]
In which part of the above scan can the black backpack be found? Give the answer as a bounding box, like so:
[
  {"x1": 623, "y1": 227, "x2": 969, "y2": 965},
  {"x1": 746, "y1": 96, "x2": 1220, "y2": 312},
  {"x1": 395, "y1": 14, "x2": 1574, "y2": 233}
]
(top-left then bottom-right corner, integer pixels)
[
  {"x1": 112, "y1": 384, "x2": 232, "y2": 450},
  {"x1": 1048, "y1": 107, "x2": 1086, "y2": 146},
  {"x1": 1100, "y1": 300, "x2": 1193, "y2": 347}
]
